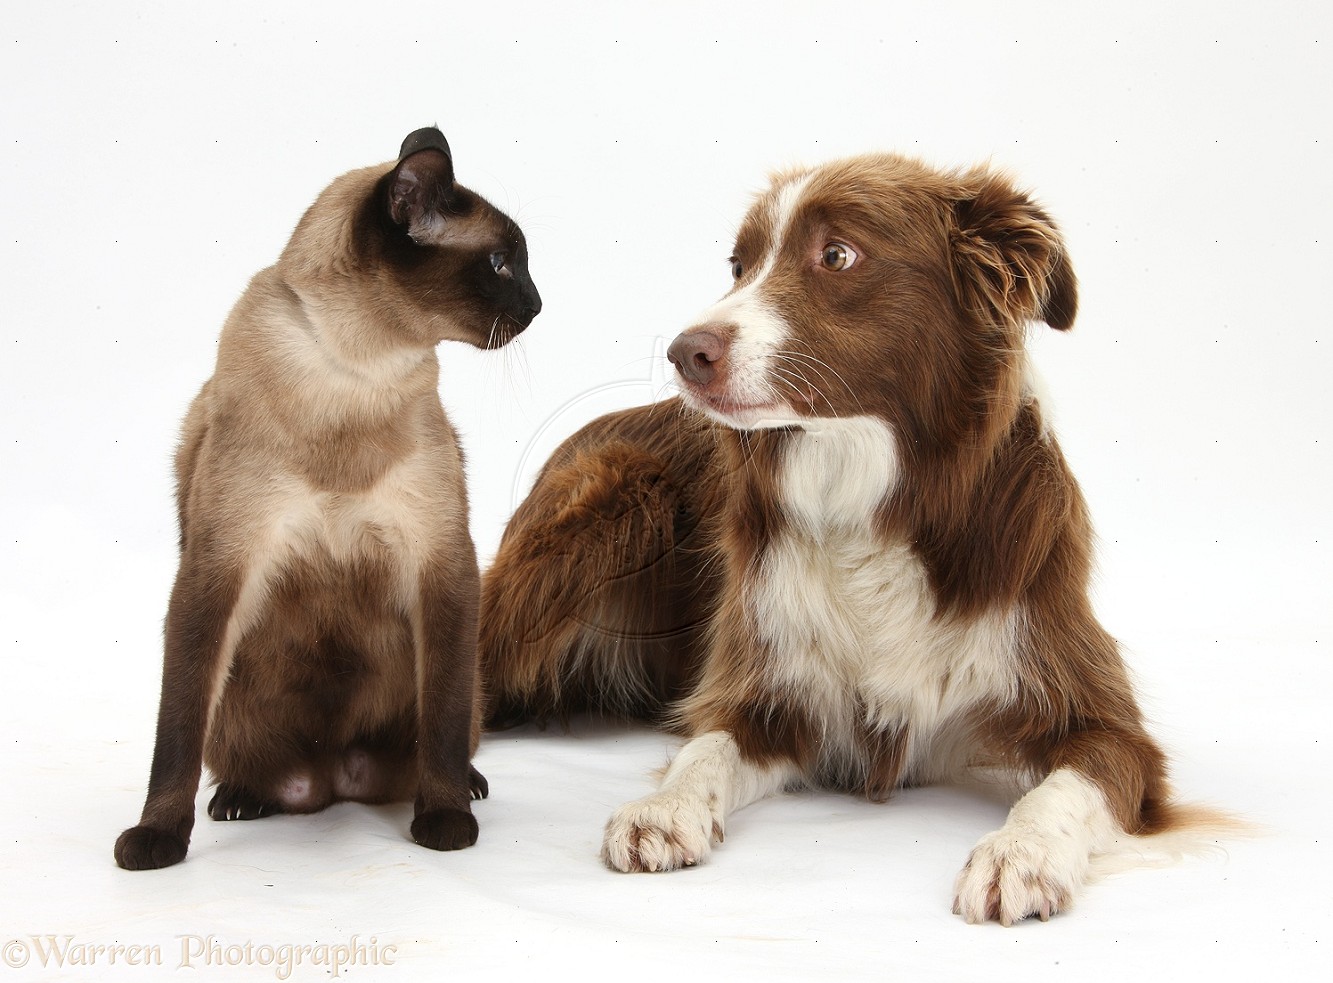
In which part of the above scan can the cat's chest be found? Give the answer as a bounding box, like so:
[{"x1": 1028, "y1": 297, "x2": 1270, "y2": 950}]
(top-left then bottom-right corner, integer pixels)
[{"x1": 277, "y1": 454, "x2": 462, "y2": 566}]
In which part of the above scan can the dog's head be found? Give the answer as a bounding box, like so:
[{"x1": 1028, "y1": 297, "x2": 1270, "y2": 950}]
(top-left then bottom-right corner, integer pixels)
[{"x1": 667, "y1": 154, "x2": 1076, "y2": 448}]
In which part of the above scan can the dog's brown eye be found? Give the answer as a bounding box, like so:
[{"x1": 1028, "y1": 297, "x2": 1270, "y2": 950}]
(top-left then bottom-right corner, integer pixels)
[
  {"x1": 821, "y1": 243, "x2": 857, "y2": 271},
  {"x1": 730, "y1": 257, "x2": 744, "y2": 279}
]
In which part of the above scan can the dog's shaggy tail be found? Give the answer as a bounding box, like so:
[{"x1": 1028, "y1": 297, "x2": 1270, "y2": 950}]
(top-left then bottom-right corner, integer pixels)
[
  {"x1": 480, "y1": 399, "x2": 725, "y2": 730},
  {"x1": 1091, "y1": 801, "x2": 1255, "y2": 878}
]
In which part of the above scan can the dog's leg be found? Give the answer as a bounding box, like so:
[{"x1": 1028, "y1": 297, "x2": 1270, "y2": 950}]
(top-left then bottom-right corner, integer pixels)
[
  {"x1": 114, "y1": 552, "x2": 246, "y2": 870},
  {"x1": 952, "y1": 766, "x2": 1123, "y2": 925},
  {"x1": 409, "y1": 557, "x2": 485, "y2": 851},
  {"x1": 954, "y1": 621, "x2": 1171, "y2": 925},
  {"x1": 601, "y1": 730, "x2": 799, "y2": 872}
]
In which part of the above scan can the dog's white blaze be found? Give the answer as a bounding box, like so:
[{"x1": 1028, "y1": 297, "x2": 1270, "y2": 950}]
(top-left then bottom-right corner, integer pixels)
[
  {"x1": 769, "y1": 172, "x2": 815, "y2": 247},
  {"x1": 701, "y1": 170, "x2": 813, "y2": 325},
  {"x1": 700, "y1": 287, "x2": 792, "y2": 414},
  {"x1": 954, "y1": 768, "x2": 1120, "y2": 925},
  {"x1": 685, "y1": 172, "x2": 817, "y2": 427}
]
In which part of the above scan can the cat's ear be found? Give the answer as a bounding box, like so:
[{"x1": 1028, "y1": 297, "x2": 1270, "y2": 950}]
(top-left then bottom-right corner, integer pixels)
[{"x1": 387, "y1": 127, "x2": 456, "y2": 231}]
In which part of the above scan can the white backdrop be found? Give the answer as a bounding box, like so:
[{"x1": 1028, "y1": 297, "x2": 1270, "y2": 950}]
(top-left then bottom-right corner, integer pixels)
[{"x1": 1, "y1": 2, "x2": 1328, "y2": 980}]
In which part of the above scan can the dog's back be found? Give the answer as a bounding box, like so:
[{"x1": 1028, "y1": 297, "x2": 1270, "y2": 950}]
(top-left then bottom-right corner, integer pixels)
[{"x1": 482, "y1": 398, "x2": 725, "y2": 728}]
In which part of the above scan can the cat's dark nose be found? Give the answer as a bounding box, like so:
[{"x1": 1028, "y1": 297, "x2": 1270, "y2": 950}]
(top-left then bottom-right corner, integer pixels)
[
  {"x1": 517, "y1": 282, "x2": 542, "y2": 326},
  {"x1": 667, "y1": 327, "x2": 727, "y2": 387}
]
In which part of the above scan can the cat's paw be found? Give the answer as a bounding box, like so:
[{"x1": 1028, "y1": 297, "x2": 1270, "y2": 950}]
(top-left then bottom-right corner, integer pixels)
[
  {"x1": 208, "y1": 783, "x2": 281, "y2": 821},
  {"x1": 468, "y1": 765, "x2": 488, "y2": 801},
  {"x1": 411, "y1": 808, "x2": 479, "y2": 851},
  {"x1": 952, "y1": 826, "x2": 1087, "y2": 926},
  {"x1": 114, "y1": 825, "x2": 189, "y2": 870},
  {"x1": 601, "y1": 790, "x2": 721, "y2": 873}
]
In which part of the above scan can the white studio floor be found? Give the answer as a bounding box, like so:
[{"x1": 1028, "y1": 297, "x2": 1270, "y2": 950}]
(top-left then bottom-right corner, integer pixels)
[
  {"x1": 3, "y1": 2, "x2": 1329, "y2": 980},
  {"x1": 2, "y1": 650, "x2": 1324, "y2": 981}
]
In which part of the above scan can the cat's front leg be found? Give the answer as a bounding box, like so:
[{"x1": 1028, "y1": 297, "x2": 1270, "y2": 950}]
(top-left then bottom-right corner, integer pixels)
[
  {"x1": 410, "y1": 555, "x2": 485, "y2": 851},
  {"x1": 115, "y1": 547, "x2": 245, "y2": 870}
]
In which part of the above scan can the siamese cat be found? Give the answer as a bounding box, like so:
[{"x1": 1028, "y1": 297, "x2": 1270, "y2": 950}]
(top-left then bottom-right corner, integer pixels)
[{"x1": 114, "y1": 127, "x2": 540, "y2": 869}]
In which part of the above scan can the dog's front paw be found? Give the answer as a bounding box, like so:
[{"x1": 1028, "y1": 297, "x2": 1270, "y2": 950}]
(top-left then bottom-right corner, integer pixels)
[
  {"x1": 114, "y1": 824, "x2": 189, "y2": 870},
  {"x1": 952, "y1": 827, "x2": 1087, "y2": 926},
  {"x1": 601, "y1": 791, "x2": 721, "y2": 873},
  {"x1": 411, "y1": 808, "x2": 479, "y2": 851}
]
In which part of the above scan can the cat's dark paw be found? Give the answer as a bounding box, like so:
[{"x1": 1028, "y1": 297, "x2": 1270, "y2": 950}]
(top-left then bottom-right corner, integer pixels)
[
  {"x1": 411, "y1": 808, "x2": 479, "y2": 851},
  {"x1": 208, "y1": 783, "x2": 280, "y2": 821},
  {"x1": 114, "y1": 825, "x2": 189, "y2": 870},
  {"x1": 469, "y1": 765, "x2": 489, "y2": 800}
]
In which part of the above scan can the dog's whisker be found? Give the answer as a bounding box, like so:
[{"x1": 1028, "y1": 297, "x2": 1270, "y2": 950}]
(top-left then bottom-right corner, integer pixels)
[
  {"x1": 768, "y1": 357, "x2": 838, "y2": 419},
  {"x1": 770, "y1": 365, "x2": 818, "y2": 413},
  {"x1": 774, "y1": 348, "x2": 860, "y2": 415}
]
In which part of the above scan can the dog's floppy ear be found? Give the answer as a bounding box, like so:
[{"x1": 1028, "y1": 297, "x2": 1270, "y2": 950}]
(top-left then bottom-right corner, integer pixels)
[
  {"x1": 950, "y1": 169, "x2": 1077, "y2": 331},
  {"x1": 387, "y1": 126, "x2": 457, "y2": 234}
]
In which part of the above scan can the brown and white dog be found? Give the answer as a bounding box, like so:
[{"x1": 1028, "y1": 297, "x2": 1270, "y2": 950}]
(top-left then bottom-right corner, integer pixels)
[{"x1": 482, "y1": 153, "x2": 1209, "y2": 923}]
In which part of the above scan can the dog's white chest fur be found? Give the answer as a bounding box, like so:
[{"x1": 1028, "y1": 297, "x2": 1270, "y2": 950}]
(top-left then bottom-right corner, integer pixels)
[{"x1": 750, "y1": 418, "x2": 1019, "y2": 776}]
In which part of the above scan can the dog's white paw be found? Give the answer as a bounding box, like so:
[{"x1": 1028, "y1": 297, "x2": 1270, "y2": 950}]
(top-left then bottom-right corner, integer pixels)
[
  {"x1": 952, "y1": 825, "x2": 1089, "y2": 926},
  {"x1": 601, "y1": 790, "x2": 723, "y2": 873}
]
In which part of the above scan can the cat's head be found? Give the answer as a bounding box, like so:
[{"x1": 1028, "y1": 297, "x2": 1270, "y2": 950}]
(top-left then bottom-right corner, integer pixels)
[{"x1": 281, "y1": 126, "x2": 541, "y2": 350}]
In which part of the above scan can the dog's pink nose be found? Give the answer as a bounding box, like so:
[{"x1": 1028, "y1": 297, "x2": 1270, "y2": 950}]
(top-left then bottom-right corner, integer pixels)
[{"x1": 667, "y1": 329, "x2": 727, "y2": 387}]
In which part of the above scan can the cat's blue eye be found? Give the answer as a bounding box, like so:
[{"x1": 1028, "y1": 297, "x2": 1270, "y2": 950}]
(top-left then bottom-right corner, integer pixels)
[{"x1": 490, "y1": 252, "x2": 509, "y2": 275}]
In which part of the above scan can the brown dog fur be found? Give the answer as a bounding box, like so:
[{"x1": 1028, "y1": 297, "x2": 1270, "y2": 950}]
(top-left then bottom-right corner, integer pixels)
[{"x1": 480, "y1": 153, "x2": 1206, "y2": 923}]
